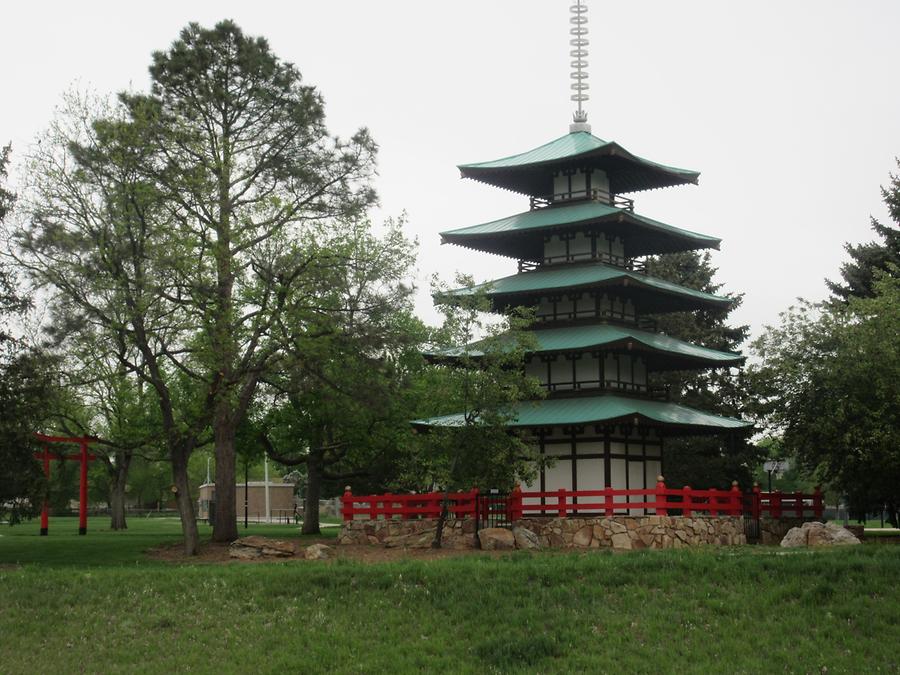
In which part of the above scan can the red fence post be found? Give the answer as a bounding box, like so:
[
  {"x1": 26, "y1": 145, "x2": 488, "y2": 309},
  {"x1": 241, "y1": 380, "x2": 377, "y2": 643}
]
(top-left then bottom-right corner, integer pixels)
[
  {"x1": 342, "y1": 486, "x2": 353, "y2": 522},
  {"x1": 557, "y1": 488, "x2": 567, "y2": 518},
  {"x1": 772, "y1": 490, "x2": 782, "y2": 519},
  {"x1": 77, "y1": 440, "x2": 89, "y2": 535},
  {"x1": 604, "y1": 487, "x2": 614, "y2": 517},
  {"x1": 813, "y1": 486, "x2": 823, "y2": 519},
  {"x1": 729, "y1": 481, "x2": 741, "y2": 517},
  {"x1": 655, "y1": 476, "x2": 667, "y2": 516},
  {"x1": 40, "y1": 445, "x2": 51, "y2": 535},
  {"x1": 510, "y1": 485, "x2": 523, "y2": 522},
  {"x1": 682, "y1": 486, "x2": 693, "y2": 517},
  {"x1": 402, "y1": 493, "x2": 411, "y2": 520},
  {"x1": 752, "y1": 483, "x2": 761, "y2": 520}
]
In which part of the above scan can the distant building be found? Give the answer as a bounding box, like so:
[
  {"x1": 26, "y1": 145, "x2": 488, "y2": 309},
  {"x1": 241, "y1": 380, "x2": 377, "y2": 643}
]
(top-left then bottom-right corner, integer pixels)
[{"x1": 197, "y1": 482, "x2": 298, "y2": 523}]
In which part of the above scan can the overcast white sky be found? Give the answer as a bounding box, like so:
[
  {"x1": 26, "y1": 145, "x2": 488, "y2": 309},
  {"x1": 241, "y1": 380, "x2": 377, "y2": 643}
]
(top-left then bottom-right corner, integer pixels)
[{"x1": 3, "y1": 1, "x2": 899, "y2": 343}]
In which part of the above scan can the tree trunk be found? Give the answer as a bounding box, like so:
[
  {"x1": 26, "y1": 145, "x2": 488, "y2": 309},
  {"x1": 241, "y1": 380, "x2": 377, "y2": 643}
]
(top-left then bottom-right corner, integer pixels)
[
  {"x1": 171, "y1": 447, "x2": 199, "y2": 556},
  {"x1": 109, "y1": 456, "x2": 131, "y2": 530},
  {"x1": 431, "y1": 491, "x2": 451, "y2": 549},
  {"x1": 212, "y1": 413, "x2": 238, "y2": 542},
  {"x1": 302, "y1": 453, "x2": 323, "y2": 535},
  {"x1": 432, "y1": 448, "x2": 462, "y2": 549}
]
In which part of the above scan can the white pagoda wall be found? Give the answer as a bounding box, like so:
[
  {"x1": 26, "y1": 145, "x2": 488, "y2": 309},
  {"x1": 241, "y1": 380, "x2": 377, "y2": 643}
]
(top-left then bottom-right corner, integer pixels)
[
  {"x1": 542, "y1": 231, "x2": 625, "y2": 266},
  {"x1": 522, "y1": 425, "x2": 663, "y2": 515},
  {"x1": 535, "y1": 291, "x2": 635, "y2": 323},
  {"x1": 551, "y1": 168, "x2": 610, "y2": 202},
  {"x1": 525, "y1": 353, "x2": 648, "y2": 393}
]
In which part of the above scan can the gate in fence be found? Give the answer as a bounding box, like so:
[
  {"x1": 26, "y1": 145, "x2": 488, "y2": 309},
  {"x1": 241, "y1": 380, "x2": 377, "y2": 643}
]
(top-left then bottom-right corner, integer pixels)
[
  {"x1": 475, "y1": 491, "x2": 511, "y2": 531},
  {"x1": 742, "y1": 492, "x2": 761, "y2": 544}
]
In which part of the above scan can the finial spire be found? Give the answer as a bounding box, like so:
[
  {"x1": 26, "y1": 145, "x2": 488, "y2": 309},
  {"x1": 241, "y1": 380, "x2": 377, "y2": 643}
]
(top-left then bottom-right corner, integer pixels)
[{"x1": 569, "y1": 0, "x2": 591, "y2": 133}]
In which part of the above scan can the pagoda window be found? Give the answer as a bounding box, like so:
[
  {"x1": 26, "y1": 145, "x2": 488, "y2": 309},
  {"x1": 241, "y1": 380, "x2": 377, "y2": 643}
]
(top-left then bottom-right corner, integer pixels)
[
  {"x1": 611, "y1": 236, "x2": 625, "y2": 264},
  {"x1": 597, "y1": 234, "x2": 612, "y2": 259},
  {"x1": 598, "y1": 293, "x2": 612, "y2": 316},
  {"x1": 603, "y1": 353, "x2": 618, "y2": 388},
  {"x1": 569, "y1": 231, "x2": 591, "y2": 261},
  {"x1": 552, "y1": 168, "x2": 596, "y2": 203},
  {"x1": 619, "y1": 356, "x2": 634, "y2": 385},
  {"x1": 544, "y1": 234, "x2": 567, "y2": 264},
  {"x1": 550, "y1": 357, "x2": 572, "y2": 391},
  {"x1": 633, "y1": 358, "x2": 647, "y2": 386},
  {"x1": 575, "y1": 353, "x2": 600, "y2": 389},
  {"x1": 612, "y1": 297, "x2": 624, "y2": 318},
  {"x1": 591, "y1": 170, "x2": 610, "y2": 202},
  {"x1": 575, "y1": 292, "x2": 595, "y2": 318},
  {"x1": 552, "y1": 172, "x2": 570, "y2": 201},
  {"x1": 536, "y1": 296, "x2": 555, "y2": 322},
  {"x1": 525, "y1": 358, "x2": 548, "y2": 387},
  {"x1": 571, "y1": 169, "x2": 590, "y2": 200}
]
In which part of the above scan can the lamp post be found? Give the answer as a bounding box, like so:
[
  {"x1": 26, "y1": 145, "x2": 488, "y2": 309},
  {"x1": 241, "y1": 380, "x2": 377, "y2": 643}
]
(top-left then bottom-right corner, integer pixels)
[{"x1": 244, "y1": 458, "x2": 249, "y2": 529}]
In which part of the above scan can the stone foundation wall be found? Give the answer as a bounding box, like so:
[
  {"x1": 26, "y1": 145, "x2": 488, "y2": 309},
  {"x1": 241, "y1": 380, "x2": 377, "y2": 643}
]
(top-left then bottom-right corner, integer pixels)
[
  {"x1": 339, "y1": 518, "x2": 477, "y2": 549},
  {"x1": 515, "y1": 516, "x2": 746, "y2": 550},
  {"x1": 339, "y1": 515, "x2": 747, "y2": 550}
]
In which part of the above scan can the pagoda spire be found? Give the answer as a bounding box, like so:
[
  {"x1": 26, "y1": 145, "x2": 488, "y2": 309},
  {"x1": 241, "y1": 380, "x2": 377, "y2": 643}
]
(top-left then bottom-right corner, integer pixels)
[{"x1": 569, "y1": 0, "x2": 591, "y2": 133}]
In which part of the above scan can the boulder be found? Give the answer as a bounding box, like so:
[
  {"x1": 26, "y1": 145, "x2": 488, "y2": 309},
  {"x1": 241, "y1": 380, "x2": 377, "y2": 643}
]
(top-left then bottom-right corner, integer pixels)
[
  {"x1": 230, "y1": 536, "x2": 296, "y2": 559},
  {"x1": 478, "y1": 527, "x2": 515, "y2": 550},
  {"x1": 780, "y1": 521, "x2": 861, "y2": 548},
  {"x1": 304, "y1": 543, "x2": 333, "y2": 560},
  {"x1": 780, "y1": 526, "x2": 808, "y2": 547},
  {"x1": 512, "y1": 527, "x2": 541, "y2": 550}
]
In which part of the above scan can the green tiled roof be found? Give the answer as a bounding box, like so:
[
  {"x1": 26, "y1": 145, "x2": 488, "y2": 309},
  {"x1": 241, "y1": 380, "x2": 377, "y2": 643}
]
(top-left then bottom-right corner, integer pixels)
[
  {"x1": 458, "y1": 131, "x2": 700, "y2": 196},
  {"x1": 443, "y1": 262, "x2": 731, "y2": 310},
  {"x1": 426, "y1": 324, "x2": 742, "y2": 368},
  {"x1": 412, "y1": 394, "x2": 751, "y2": 432},
  {"x1": 439, "y1": 201, "x2": 720, "y2": 260}
]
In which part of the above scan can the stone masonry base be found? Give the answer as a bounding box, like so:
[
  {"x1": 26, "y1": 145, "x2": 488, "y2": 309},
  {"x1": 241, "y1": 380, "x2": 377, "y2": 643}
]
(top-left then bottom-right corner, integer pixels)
[{"x1": 339, "y1": 515, "x2": 748, "y2": 550}]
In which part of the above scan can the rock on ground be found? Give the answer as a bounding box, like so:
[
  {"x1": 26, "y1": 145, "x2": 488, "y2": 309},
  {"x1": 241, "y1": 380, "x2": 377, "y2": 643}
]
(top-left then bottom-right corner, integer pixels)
[
  {"x1": 780, "y1": 521, "x2": 861, "y2": 548},
  {"x1": 304, "y1": 543, "x2": 333, "y2": 560},
  {"x1": 478, "y1": 527, "x2": 515, "y2": 550},
  {"x1": 512, "y1": 527, "x2": 541, "y2": 550},
  {"x1": 229, "y1": 536, "x2": 296, "y2": 559}
]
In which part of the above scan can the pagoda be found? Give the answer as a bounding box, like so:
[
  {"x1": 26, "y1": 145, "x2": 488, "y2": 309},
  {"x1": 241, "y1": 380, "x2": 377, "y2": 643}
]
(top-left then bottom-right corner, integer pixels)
[{"x1": 414, "y1": 1, "x2": 751, "y2": 497}]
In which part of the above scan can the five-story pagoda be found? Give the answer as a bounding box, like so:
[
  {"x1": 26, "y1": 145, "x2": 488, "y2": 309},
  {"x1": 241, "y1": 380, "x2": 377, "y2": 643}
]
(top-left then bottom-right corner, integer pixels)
[{"x1": 414, "y1": 1, "x2": 750, "y2": 498}]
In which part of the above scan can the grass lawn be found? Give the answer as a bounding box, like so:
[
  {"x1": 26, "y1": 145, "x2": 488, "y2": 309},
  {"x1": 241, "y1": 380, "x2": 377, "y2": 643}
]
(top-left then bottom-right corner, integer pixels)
[{"x1": 1, "y1": 518, "x2": 898, "y2": 673}]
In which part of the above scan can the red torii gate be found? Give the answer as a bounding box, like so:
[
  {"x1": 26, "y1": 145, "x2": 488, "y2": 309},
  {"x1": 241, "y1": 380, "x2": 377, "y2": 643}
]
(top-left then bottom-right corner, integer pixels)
[{"x1": 34, "y1": 433, "x2": 98, "y2": 536}]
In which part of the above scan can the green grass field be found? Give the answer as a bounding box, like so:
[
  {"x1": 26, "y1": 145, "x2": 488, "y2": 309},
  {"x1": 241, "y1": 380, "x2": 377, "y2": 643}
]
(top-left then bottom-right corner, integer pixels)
[{"x1": 1, "y1": 517, "x2": 898, "y2": 674}]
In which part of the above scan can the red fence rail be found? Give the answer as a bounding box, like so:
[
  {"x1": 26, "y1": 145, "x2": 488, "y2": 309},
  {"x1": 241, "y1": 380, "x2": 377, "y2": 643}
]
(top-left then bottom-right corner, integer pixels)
[
  {"x1": 513, "y1": 481, "x2": 743, "y2": 518},
  {"x1": 748, "y1": 484, "x2": 823, "y2": 520},
  {"x1": 341, "y1": 489, "x2": 478, "y2": 521},
  {"x1": 341, "y1": 482, "x2": 823, "y2": 522}
]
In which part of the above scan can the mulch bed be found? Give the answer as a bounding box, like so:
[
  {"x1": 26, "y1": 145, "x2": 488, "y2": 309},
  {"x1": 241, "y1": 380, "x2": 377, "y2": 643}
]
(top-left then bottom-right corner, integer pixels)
[{"x1": 147, "y1": 537, "x2": 505, "y2": 564}]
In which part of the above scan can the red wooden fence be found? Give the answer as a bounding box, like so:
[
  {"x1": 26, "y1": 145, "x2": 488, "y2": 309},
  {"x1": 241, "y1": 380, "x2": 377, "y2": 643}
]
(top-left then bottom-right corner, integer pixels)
[
  {"x1": 340, "y1": 489, "x2": 479, "y2": 521},
  {"x1": 341, "y1": 482, "x2": 823, "y2": 522},
  {"x1": 748, "y1": 484, "x2": 823, "y2": 520}
]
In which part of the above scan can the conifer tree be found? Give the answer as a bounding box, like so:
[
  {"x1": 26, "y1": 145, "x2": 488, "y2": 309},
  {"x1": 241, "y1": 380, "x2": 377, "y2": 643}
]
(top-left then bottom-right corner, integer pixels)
[{"x1": 827, "y1": 159, "x2": 900, "y2": 302}]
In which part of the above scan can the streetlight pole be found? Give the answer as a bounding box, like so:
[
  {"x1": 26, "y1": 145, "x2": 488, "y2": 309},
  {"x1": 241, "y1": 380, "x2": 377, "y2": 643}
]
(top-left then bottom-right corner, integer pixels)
[{"x1": 244, "y1": 459, "x2": 249, "y2": 529}]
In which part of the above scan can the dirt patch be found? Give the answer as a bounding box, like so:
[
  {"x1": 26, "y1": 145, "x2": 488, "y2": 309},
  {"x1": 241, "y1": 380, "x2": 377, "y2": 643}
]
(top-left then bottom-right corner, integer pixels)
[{"x1": 147, "y1": 537, "x2": 506, "y2": 564}]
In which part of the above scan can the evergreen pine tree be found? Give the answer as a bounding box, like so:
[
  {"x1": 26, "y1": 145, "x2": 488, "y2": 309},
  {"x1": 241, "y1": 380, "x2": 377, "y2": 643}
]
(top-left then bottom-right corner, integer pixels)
[
  {"x1": 644, "y1": 250, "x2": 760, "y2": 488},
  {"x1": 827, "y1": 159, "x2": 900, "y2": 302}
]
